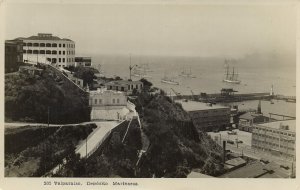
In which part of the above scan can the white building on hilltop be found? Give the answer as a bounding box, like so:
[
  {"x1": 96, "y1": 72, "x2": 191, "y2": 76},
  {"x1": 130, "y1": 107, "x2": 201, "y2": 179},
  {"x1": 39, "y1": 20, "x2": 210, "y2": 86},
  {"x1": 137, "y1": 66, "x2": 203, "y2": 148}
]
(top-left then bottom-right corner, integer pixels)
[
  {"x1": 89, "y1": 87, "x2": 136, "y2": 121},
  {"x1": 16, "y1": 33, "x2": 75, "y2": 68}
]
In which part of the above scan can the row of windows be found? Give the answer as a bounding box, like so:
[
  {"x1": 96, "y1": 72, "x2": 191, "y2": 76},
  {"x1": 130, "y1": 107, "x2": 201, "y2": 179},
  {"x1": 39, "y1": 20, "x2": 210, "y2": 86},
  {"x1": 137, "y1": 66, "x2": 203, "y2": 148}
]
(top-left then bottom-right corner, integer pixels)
[
  {"x1": 94, "y1": 98, "x2": 120, "y2": 104},
  {"x1": 24, "y1": 43, "x2": 75, "y2": 48},
  {"x1": 23, "y1": 49, "x2": 75, "y2": 55},
  {"x1": 253, "y1": 127, "x2": 295, "y2": 137},
  {"x1": 44, "y1": 58, "x2": 74, "y2": 63}
]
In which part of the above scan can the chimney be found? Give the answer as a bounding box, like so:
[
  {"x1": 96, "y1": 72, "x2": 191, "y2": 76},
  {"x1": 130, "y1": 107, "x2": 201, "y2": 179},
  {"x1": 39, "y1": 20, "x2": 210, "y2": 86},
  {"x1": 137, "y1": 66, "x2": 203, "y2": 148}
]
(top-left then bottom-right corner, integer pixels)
[
  {"x1": 223, "y1": 140, "x2": 226, "y2": 164},
  {"x1": 257, "y1": 100, "x2": 262, "y2": 114}
]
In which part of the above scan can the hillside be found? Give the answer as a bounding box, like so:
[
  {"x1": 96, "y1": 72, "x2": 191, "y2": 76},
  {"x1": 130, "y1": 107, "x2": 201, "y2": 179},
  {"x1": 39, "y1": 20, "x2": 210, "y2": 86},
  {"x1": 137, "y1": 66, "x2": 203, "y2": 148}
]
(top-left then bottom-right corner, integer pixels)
[
  {"x1": 5, "y1": 65, "x2": 90, "y2": 124},
  {"x1": 134, "y1": 93, "x2": 224, "y2": 177}
]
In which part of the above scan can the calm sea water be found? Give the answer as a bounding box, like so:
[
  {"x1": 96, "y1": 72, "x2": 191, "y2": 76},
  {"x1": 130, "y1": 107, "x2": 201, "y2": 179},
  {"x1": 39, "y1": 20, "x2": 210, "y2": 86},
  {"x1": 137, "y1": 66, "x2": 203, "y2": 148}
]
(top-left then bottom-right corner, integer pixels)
[
  {"x1": 93, "y1": 54, "x2": 296, "y2": 96},
  {"x1": 93, "y1": 54, "x2": 296, "y2": 116}
]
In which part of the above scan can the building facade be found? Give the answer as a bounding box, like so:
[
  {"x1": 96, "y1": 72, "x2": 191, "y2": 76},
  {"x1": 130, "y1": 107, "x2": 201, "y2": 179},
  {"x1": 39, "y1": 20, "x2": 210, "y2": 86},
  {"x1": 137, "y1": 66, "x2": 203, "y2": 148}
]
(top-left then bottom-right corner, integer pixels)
[
  {"x1": 252, "y1": 120, "x2": 295, "y2": 158},
  {"x1": 5, "y1": 40, "x2": 24, "y2": 73},
  {"x1": 89, "y1": 87, "x2": 129, "y2": 120},
  {"x1": 177, "y1": 100, "x2": 231, "y2": 132},
  {"x1": 75, "y1": 57, "x2": 92, "y2": 67},
  {"x1": 15, "y1": 33, "x2": 75, "y2": 68},
  {"x1": 238, "y1": 112, "x2": 269, "y2": 132},
  {"x1": 105, "y1": 80, "x2": 143, "y2": 94}
]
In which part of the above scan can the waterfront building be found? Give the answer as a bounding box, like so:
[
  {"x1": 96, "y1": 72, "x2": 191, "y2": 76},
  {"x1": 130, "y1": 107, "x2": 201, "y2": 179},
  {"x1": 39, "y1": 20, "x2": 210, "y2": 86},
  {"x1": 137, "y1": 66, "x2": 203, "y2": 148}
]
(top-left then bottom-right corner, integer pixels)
[
  {"x1": 13, "y1": 33, "x2": 75, "y2": 68},
  {"x1": 105, "y1": 80, "x2": 143, "y2": 94},
  {"x1": 75, "y1": 57, "x2": 92, "y2": 67},
  {"x1": 252, "y1": 120, "x2": 295, "y2": 158},
  {"x1": 238, "y1": 112, "x2": 269, "y2": 132},
  {"x1": 89, "y1": 87, "x2": 132, "y2": 120},
  {"x1": 176, "y1": 100, "x2": 231, "y2": 132},
  {"x1": 5, "y1": 40, "x2": 24, "y2": 73}
]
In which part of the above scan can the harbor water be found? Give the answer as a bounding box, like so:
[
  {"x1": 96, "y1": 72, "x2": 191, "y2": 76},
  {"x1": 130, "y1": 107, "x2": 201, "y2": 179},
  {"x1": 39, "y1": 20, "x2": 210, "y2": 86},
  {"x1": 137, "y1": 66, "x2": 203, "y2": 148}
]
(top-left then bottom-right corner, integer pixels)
[{"x1": 94, "y1": 55, "x2": 295, "y2": 96}]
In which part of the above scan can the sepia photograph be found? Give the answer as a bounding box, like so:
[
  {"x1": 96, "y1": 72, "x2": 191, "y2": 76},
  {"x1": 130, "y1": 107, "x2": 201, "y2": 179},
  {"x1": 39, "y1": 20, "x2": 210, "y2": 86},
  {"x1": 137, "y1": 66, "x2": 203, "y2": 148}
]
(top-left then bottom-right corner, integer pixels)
[{"x1": 1, "y1": 0, "x2": 298, "y2": 189}]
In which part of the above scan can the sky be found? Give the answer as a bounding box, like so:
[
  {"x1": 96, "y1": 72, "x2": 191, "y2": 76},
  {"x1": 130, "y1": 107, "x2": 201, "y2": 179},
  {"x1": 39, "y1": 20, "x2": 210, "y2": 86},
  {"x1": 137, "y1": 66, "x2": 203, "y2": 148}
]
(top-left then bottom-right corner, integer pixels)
[{"x1": 4, "y1": 0, "x2": 297, "y2": 58}]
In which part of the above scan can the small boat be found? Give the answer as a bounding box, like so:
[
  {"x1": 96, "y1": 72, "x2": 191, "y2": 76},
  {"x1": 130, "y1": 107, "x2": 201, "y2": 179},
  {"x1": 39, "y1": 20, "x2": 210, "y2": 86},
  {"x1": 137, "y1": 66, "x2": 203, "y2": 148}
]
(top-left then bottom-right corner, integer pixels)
[
  {"x1": 270, "y1": 100, "x2": 274, "y2": 104},
  {"x1": 161, "y1": 73, "x2": 179, "y2": 85}
]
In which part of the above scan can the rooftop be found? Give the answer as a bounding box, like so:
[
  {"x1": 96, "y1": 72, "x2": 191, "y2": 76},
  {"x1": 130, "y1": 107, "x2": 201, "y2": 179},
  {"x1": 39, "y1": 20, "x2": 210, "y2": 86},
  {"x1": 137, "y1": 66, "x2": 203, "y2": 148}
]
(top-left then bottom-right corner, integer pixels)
[
  {"x1": 220, "y1": 161, "x2": 269, "y2": 178},
  {"x1": 89, "y1": 88, "x2": 125, "y2": 95},
  {"x1": 14, "y1": 33, "x2": 73, "y2": 41},
  {"x1": 176, "y1": 100, "x2": 229, "y2": 112},
  {"x1": 239, "y1": 112, "x2": 266, "y2": 120},
  {"x1": 257, "y1": 120, "x2": 296, "y2": 132},
  {"x1": 105, "y1": 80, "x2": 143, "y2": 86}
]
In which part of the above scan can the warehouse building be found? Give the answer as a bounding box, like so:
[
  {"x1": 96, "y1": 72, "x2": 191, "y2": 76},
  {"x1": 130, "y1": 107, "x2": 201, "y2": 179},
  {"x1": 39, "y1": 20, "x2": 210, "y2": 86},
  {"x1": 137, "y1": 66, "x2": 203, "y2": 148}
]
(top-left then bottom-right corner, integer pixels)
[{"x1": 176, "y1": 100, "x2": 230, "y2": 132}]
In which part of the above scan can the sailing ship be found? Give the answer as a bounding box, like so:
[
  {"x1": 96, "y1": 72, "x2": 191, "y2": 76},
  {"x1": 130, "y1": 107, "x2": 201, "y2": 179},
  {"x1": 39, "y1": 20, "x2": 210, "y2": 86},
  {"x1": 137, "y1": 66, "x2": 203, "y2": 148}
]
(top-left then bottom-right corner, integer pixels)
[
  {"x1": 135, "y1": 63, "x2": 153, "y2": 73},
  {"x1": 179, "y1": 67, "x2": 196, "y2": 78},
  {"x1": 161, "y1": 73, "x2": 179, "y2": 85},
  {"x1": 223, "y1": 60, "x2": 241, "y2": 84},
  {"x1": 132, "y1": 66, "x2": 152, "y2": 78}
]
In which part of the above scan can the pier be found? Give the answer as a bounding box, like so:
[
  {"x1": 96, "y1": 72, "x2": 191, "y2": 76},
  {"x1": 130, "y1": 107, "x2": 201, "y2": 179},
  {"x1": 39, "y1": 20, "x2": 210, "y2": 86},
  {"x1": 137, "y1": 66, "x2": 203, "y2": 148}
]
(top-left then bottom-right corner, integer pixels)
[{"x1": 170, "y1": 88, "x2": 295, "y2": 103}]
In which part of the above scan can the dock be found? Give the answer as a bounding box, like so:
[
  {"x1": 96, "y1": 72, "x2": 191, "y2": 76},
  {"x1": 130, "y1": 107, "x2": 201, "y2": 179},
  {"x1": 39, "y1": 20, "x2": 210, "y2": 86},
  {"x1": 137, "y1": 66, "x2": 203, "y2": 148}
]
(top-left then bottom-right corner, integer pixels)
[{"x1": 170, "y1": 88, "x2": 295, "y2": 103}]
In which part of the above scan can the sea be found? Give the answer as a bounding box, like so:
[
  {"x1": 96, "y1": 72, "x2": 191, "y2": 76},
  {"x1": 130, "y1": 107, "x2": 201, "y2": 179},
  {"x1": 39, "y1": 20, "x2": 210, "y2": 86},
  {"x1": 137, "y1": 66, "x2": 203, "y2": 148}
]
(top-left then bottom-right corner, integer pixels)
[{"x1": 92, "y1": 54, "x2": 296, "y2": 117}]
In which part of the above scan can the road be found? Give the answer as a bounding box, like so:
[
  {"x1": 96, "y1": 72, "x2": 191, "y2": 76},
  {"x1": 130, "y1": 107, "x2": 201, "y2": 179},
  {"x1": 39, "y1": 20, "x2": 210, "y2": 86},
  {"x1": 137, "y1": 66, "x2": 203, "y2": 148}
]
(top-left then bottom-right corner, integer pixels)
[
  {"x1": 75, "y1": 121, "x2": 120, "y2": 158},
  {"x1": 4, "y1": 121, "x2": 105, "y2": 128},
  {"x1": 49, "y1": 120, "x2": 122, "y2": 175}
]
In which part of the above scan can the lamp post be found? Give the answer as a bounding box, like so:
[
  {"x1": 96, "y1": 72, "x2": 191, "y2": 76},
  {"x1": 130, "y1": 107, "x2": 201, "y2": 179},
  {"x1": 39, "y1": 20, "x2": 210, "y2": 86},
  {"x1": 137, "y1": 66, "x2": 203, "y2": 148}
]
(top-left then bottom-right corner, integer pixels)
[{"x1": 128, "y1": 54, "x2": 138, "y2": 80}]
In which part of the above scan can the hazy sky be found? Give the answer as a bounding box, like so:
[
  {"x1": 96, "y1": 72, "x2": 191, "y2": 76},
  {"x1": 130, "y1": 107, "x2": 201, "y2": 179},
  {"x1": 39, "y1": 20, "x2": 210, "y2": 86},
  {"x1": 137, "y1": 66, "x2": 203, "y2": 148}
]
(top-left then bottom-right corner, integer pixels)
[{"x1": 4, "y1": 1, "x2": 297, "y2": 57}]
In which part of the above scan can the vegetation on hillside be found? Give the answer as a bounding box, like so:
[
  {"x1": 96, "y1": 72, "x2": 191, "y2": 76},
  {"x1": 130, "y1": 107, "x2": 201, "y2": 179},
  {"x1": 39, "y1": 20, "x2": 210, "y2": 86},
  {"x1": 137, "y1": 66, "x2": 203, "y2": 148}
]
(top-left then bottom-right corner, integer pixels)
[
  {"x1": 5, "y1": 124, "x2": 97, "y2": 177},
  {"x1": 5, "y1": 66, "x2": 90, "y2": 124},
  {"x1": 53, "y1": 120, "x2": 142, "y2": 177},
  {"x1": 130, "y1": 80, "x2": 224, "y2": 177}
]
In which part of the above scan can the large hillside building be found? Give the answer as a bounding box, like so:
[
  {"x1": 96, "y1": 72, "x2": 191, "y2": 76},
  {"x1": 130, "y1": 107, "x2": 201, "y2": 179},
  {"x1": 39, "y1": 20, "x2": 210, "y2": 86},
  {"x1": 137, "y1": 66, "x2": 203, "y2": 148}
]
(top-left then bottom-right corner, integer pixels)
[
  {"x1": 5, "y1": 40, "x2": 24, "y2": 73},
  {"x1": 13, "y1": 33, "x2": 75, "y2": 68},
  {"x1": 176, "y1": 100, "x2": 230, "y2": 132}
]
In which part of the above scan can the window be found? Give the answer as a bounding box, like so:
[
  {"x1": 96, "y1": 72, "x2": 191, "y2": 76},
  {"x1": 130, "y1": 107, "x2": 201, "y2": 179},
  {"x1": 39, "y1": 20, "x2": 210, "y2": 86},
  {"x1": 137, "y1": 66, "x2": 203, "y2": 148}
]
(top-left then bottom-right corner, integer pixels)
[
  {"x1": 46, "y1": 50, "x2": 51, "y2": 54},
  {"x1": 33, "y1": 50, "x2": 39, "y2": 54},
  {"x1": 63, "y1": 58, "x2": 65, "y2": 62},
  {"x1": 46, "y1": 43, "x2": 51, "y2": 47},
  {"x1": 113, "y1": 99, "x2": 115, "y2": 104},
  {"x1": 59, "y1": 51, "x2": 61, "y2": 55},
  {"x1": 27, "y1": 50, "x2": 32, "y2": 54},
  {"x1": 52, "y1": 58, "x2": 57, "y2": 63},
  {"x1": 27, "y1": 43, "x2": 32, "y2": 47},
  {"x1": 94, "y1": 99, "x2": 97, "y2": 104},
  {"x1": 33, "y1": 43, "x2": 39, "y2": 47},
  {"x1": 40, "y1": 43, "x2": 45, "y2": 47},
  {"x1": 52, "y1": 43, "x2": 57, "y2": 47},
  {"x1": 59, "y1": 44, "x2": 61, "y2": 47},
  {"x1": 59, "y1": 58, "x2": 61, "y2": 62},
  {"x1": 99, "y1": 99, "x2": 102, "y2": 104},
  {"x1": 52, "y1": 50, "x2": 57, "y2": 55},
  {"x1": 63, "y1": 44, "x2": 65, "y2": 47},
  {"x1": 39, "y1": 50, "x2": 45, "y2": 54},
  {"x1": 63, "y1": 51, "x2": 65, "y2": 55},
  {"x1": 117, "y1": 99, "x2": 119, "y2": 103}
]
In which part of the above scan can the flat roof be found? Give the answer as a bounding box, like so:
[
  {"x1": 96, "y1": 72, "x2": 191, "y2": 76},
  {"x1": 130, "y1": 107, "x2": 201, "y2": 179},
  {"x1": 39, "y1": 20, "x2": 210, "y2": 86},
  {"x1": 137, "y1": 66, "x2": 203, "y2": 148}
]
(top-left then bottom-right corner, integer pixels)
[
  {"x1": 257, "y1": 120, "x2": 295, "y2": 132},
  {"x1": 176, "y1": 100, "x2": 229, "y2": 112},
  {"x1": 187, "y1": 171, "x2": 213, "y2": 178}
]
